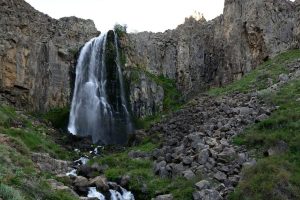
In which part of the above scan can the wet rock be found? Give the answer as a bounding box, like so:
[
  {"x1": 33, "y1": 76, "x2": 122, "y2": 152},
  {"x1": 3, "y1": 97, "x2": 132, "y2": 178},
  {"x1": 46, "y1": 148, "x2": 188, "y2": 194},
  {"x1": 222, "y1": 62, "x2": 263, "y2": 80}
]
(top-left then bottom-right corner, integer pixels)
[
  {"x1": 89, "y1": 176, "x2": 109, "y2": 191},
  {"x1": 120, "y1": 175, "x2": 131, "y2": 187},
  {"x1": 74, "y1": 176, "x2": 89, "y2": 187},
  {"x1": 74, "y1": 176, "x2": 89, "y2": 194}
]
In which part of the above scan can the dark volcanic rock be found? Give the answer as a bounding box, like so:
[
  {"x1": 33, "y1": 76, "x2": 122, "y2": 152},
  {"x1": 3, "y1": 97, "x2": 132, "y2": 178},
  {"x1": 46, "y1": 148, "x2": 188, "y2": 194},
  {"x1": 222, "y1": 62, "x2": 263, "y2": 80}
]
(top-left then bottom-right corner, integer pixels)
[{"x1": 148, "y1": 93, "x2": 276, "y2": 198}]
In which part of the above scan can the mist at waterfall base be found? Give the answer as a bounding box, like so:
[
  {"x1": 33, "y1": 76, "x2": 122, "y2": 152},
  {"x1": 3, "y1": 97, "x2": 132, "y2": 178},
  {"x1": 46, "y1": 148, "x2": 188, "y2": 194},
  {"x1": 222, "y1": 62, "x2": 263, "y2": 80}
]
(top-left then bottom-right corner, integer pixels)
[{"x1": 68, "y1": 31, "x2": 133, "y2": 145}]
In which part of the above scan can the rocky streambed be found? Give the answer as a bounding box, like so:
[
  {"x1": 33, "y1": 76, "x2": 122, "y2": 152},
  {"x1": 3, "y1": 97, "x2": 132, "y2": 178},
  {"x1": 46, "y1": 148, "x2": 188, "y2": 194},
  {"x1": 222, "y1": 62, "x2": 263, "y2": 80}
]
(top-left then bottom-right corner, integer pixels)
[
  {"x1": 32, "y1": 148, "x2": 135, "y2": 200},
  {"x1": 66, "y1": 154, "x2": 135, "y2": 200}
]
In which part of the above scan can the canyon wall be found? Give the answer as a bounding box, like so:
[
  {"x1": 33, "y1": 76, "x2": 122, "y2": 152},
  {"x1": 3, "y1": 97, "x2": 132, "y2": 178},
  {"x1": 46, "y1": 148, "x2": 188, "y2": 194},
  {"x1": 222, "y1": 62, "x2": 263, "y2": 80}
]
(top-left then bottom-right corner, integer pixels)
[
  {"x1": 0, "y1": 0, "x2": 299, "y2": 118},
  {"x1": 0, "y1": 0, "x2": 99, "y2": 111},
  {"x1": 124, "y1": 0, "x2": 299, "y2": 106}
]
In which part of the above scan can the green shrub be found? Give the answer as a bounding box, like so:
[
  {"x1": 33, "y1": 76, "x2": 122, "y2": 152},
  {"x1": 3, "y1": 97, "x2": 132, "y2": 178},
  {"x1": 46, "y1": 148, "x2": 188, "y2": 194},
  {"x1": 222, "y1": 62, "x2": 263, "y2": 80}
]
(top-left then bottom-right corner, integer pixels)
[
  {"x1": 0, "y1": 184, "x2": 24, "y2": 200},
  {"x1": 114, "y1": 23, "x2": 127, "y2": 37},
  {"x1": 43, "y1": 107, "x2": 70, "y2": 129}
]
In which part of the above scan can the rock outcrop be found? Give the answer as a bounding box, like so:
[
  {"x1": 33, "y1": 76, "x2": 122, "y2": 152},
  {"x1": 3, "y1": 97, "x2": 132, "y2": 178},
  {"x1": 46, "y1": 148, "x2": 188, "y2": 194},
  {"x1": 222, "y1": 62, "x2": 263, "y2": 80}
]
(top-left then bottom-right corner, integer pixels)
[
  {"x1": 124, "y1": 69, "x2": 164, "y2": 118},
  {"x1": 124, "y1": 0, "x2": 299, "y2": 101},
  {"x1": 0, "y1": 0, "x2": 99, "y2": 111}
]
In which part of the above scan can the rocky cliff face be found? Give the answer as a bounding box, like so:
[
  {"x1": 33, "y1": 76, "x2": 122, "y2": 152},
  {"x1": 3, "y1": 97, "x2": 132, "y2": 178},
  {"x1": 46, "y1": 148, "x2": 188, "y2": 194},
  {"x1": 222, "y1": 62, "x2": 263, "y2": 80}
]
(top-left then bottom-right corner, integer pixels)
[
  {"x1": 0, "y1": 0, "x2": 99, "y2": 111},
  {"x1": 125, "y1": 0, "x2": 299, "y2": 101},
  {"x1": 0, "y1": 0, "x2": 298, "y2": 119}
]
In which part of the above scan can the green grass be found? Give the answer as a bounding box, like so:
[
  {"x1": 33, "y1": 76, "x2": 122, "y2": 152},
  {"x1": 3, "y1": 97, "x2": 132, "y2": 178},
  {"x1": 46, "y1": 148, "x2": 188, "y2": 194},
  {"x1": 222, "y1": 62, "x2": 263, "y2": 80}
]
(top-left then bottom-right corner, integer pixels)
[
  {"x1": 226, "y1": 52, "x2": 300, "y2": 199},
  {"x1": 0, "y1": 105, "x2": 77, "y2": 200},
  {"x1": 0, "y1": 105, "x2": 72, "y2": 160},
  {"x1": 134, "y1": 113, "x2": 162, "y2": 129},
  {"x1": 0, "y1": 127, "x2": 71, "y2": 160},
  {"x1": 0, "y1": 142, "x2": 78, "y2": 200},
  {"x1": 90, "y1": 141, "x2": 197, "y2": 199},
  {"x1": 209, "y1": 49, "x2": 300, "y2": 96}
]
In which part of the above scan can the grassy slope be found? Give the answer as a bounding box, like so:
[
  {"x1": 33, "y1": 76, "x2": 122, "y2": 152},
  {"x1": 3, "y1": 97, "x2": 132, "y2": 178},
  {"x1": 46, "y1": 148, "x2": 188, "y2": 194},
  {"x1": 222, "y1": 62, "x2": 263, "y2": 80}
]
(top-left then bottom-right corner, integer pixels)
[
  {"x1": 208, "y1": 50, "x2": 300, "y2": 199},
  {"x1": 0, "y1": 105, "x2": 77, "y2": 200}
]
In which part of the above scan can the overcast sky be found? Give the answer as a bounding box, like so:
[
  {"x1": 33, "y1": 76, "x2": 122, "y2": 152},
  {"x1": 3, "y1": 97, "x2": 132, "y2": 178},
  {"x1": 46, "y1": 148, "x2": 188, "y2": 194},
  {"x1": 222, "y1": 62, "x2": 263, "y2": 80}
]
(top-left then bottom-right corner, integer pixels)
[{"x1": 25, "y1": 0, "x2": 225, "y2": 33}]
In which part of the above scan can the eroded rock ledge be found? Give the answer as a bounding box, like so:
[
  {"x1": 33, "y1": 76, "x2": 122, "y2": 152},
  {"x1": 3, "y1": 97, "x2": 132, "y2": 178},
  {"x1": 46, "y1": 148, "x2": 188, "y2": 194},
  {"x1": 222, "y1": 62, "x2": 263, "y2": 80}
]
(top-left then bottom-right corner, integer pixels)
[{"x1": 0, "y1": 0, "x2": 99, "y2": 111}]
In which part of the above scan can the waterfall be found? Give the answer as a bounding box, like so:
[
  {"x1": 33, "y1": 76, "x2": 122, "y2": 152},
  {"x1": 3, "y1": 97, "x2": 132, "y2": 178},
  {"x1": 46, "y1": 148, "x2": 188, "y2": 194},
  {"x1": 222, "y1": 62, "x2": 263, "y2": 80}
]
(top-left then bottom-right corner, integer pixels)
[{"x1": 68, "y1": 31, "x2": 133, "y2": 144}]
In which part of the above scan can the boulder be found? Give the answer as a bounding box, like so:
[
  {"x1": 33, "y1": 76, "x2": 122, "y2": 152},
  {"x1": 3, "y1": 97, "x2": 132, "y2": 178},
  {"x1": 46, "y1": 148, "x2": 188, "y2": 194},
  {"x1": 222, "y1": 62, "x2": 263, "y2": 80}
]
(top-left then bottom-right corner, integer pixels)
[
  {"x1": 217, "y1": 147, "x2": 236, "y2": 163},
  {"x1": 195, "y1": 180, "x2": 211, "y2": 191},
  {"x1": 193, "y1": 189, "x2": 222, "y2": 200},
  {"x1": 214, "y1": 171, "x2": 227, "y2": 182},
  {"x1": 120, "y1": 175, "x2": 131, "y2": 187},
  {"x1": 267, "y1": 140, "x2": 289, "y2": 156},
  {"x1": 89, "y1": 176, "x2": 109, "y2": 191},
  {"x1": 73, "y1": 176, "x2": 89, "y2": 194},
  {"x1": 182, "y1": 157, "x2": 193, "y2": 165},
  {"x1": 278, "y1": 74, "x2": 289, "y2": 82},
  {"x1": 31, "y1": 153, "x2": 71, "y2": 174},
  {"x1": 48, "y1": 179, "x2": 78, "y2": 197},
  {"x1": 74, "y1": 176, "x2": 89, "y2": 188},
  {"x1": 197, "y1": 149, "x2": 210, "y2": 164},
  {"x1": 182, "y1": 169, "x2": 196, "y2": 180}
]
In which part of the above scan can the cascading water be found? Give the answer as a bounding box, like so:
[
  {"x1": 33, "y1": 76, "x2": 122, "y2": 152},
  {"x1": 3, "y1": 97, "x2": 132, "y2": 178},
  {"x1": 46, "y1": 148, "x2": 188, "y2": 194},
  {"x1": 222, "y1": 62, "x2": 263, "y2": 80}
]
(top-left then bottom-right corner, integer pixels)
[{"x1": 68, "y1": 31, "x2": 133, "y2": 144}]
